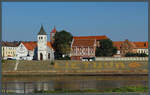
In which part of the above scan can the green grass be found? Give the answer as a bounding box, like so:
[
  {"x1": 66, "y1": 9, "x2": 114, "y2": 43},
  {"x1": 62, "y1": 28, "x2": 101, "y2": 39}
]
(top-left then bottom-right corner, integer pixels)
[
  {"x1": 33, "y1": 86, "x2": 148, "y2": 93},
  {"x1": 2, "y1": 60, "x2": 148, "y2": 73},
  {"x1": 106, "y1": 86, "x2": 148, "y2": 92}
]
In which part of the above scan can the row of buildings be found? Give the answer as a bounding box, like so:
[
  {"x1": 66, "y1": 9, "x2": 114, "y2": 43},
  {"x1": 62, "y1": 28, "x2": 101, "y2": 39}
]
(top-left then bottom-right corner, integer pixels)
[
  {"x1": 70, "y1": 36, "x2": 148, "y2": 60},
  {"x1": 1, "y1": 26, "x2": 149, "y2": 61},
  {"x1": 2, "y1": 26, "x2": 55, "y2": 61}
]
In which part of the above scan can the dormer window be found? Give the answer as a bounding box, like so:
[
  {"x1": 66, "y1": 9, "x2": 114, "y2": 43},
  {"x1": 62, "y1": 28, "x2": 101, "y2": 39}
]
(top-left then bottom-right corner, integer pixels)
[{"x1": 144, "y1": 43, "x2": 146, "y2": 47}]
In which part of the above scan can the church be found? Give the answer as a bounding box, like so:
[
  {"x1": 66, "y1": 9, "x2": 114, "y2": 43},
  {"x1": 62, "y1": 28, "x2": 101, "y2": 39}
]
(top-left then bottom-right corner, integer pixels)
[{"x1": 16, "y1": 25, "x2": 56, "y2": 61}]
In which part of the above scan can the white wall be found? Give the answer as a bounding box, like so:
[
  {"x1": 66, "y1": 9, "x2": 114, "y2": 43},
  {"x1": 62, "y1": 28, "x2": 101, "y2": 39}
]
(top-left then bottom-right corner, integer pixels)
[
  {"x1": 96, "y1": 57, "x2": 148, "y2": 61},
  {"x1": 37, "y1": 35, "x2": 47, "y2": 60},
  {"x1": 137, "y1": 48, "x2": 148, "y2": 55}
]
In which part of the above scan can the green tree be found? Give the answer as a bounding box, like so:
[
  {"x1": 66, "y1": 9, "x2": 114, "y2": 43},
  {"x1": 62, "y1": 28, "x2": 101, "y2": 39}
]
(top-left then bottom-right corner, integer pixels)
[
  {"x1": 96, "y1": 39, "x2": 117, "y2": 57},
  {"x1": 53, "y1": 30, "x2": 73, "y2": 59}
]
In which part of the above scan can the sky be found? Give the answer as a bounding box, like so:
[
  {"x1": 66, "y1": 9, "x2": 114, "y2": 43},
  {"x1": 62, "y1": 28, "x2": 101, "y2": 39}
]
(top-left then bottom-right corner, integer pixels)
[{"x1": 2, "y1": 2, "x2": 148, "y2": 42}]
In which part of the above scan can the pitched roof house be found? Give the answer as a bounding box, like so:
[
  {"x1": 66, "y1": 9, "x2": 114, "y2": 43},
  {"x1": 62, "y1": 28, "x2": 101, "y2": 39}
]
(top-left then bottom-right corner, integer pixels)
[
  {"x1": 16, "y1": 26, "x2": 54, "y2": 60},
  {"x1": 113, "y1": 40, "x2": 148, "y2": 56},
  {"x1": 71, "y1": 35, "x2": 108, "y2": 60}
]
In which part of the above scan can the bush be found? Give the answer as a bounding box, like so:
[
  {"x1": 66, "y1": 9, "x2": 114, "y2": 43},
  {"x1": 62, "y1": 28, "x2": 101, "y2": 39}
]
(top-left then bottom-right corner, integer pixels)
[
  {"x1": 50, "y1": 61, "x2": 55, "y2": 65},
  {"x1": 56, "y1": 56, "x2": 71, "y2": 60}
]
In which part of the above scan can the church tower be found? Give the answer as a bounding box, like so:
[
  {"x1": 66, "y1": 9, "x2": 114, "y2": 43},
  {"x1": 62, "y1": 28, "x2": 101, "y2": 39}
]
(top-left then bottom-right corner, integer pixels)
[
  {"x1": 50, "y1": 26, "x2": 56, "y2": 44},
  {"x1": 37, "y1": 25, "x2": 47, "y2": 60}
]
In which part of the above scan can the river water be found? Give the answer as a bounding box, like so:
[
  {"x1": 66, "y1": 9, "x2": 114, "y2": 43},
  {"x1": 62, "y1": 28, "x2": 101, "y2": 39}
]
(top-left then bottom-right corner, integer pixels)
[{"x1": 2, "y1": 75, "x2": 148, "y2": 94}]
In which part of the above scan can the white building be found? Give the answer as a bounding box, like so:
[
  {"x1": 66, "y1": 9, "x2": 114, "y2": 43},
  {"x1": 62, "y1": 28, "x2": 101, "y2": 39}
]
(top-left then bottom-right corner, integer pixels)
[
  {"x1": 134, "y1": 42, "x2": 149, "y2": 55},
  {"x1": 37, "y1": 26, "x2": 54, "y2": 61},
  {"x1": 16, "y1": 42, "x2": 37, "y2": 60},
  {"x1": 2, "y1": 41, "x2": 19, "y2": 60},
  {"x1": 16, "y1": 26, "x2": 55, "y2": 61}
]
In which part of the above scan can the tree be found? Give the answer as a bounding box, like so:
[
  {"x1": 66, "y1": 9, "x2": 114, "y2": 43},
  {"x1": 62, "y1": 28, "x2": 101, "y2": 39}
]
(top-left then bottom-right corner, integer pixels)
[
  {"x1": 53, "y1": 30, "x2": 73, "y2": 59},
  {"x1": 96, "y1": 39, "x2": 117, "y2": 57}
]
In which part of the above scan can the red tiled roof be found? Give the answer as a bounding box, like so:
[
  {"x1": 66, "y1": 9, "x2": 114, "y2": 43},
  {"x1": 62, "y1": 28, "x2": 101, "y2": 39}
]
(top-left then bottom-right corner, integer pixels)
[
  {"x1": 47, "y1": 41, "x2": 53, "y2": 49},
  {"x1": 22, "y1": 42, "x2": 37, "y2": 51},
  {"x1": 73, "y1": 35, "x2": 108, "y2": 40},
  {"x1": 129, "y1": 42, "x2": 137, "y2": 49},
  {"x1": 133, "y1": 42, "x2": 148, "y2": 49},
  {"x1": 113, "y1": 41, "x2": 124, "y2": 50},
  {"x1": 113, "y1": 41, "x2": 148, "y2": 50},
  {"x1": 22, "y1": 41, "x2": 53, "y2": 51},
  {"x1": 72, "y1": 39, "x2": 96, "y2": 47},
  {"x1": 51, "y1": 26, "x2": 56, "y2": 33}
]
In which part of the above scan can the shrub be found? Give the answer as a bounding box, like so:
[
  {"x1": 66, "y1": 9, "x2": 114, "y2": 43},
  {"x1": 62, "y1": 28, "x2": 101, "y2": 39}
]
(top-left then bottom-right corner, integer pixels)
[{"x1": 50, "y1": 61, "x2": 55, "y2": 65}]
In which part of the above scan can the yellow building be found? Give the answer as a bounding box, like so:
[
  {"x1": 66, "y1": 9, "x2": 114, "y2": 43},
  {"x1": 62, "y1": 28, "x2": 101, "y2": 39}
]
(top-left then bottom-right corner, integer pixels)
[{"x1": 2, "y1": 41, "x2": 19, "y2": 59}]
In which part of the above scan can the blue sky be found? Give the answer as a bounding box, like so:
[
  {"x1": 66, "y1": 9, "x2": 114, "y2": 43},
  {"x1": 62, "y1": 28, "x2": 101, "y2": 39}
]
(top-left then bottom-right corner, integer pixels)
[{"x1": 2, "y1": 2, "x2": 148, "y2": 41}]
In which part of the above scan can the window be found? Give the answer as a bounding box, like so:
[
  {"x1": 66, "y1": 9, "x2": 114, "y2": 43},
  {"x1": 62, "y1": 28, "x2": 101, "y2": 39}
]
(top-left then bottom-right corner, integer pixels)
[
  {"x1": 141, "y1": 50, "x2": 143, "y2": 53},
  {"x1": 41, "y1": 37, "x2": 43, "y2": 39},
  {"x1": 144, "y1": 43, "x2": 146, "y2": 46},
  {"x1": 39, "y1": 37, "x2": 40, "y2": 39}
]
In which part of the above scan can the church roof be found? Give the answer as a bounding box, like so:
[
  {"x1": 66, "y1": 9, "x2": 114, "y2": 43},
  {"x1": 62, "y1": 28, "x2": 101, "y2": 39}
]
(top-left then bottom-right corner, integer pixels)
[
  {"x1": 21, "y1": 41, "x2": 53, "y2": 51},
  {"x1": 22, "y1": 41, "x2": 37, "y2": 51},
  {"x1": 47, "y1": 42, "x2": 53, "y2": 49},
  {"x1": 38, "y1": 25, "x2": 47, "y2": 35}
]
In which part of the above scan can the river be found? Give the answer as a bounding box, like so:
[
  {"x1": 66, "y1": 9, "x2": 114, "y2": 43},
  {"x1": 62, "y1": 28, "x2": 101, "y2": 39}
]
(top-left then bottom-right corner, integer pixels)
[{"x1": 2, "y1": 75, "x2": 148, "y2": 94}]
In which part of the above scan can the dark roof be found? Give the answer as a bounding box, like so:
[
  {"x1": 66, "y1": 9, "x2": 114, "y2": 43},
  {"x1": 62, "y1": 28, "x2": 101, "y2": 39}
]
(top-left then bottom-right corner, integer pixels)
[
  {"x1": 38, "y1": 25, "x2": 46, "y2": 35},
  {"x1": 1, "y1": 41, "x2": 20, "y2": 47}
]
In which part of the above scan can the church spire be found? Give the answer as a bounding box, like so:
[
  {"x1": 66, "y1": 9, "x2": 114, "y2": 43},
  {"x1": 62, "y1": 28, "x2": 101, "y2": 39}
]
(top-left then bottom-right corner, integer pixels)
[
  {"x1": 50, "y1": 26, "x2": 56, "y2": 44},
  {"x1": 38, "y1": 25, "x2": 47, "y2": 35},
  {"x1": 51, "y1": 26, "x2": 56, "y2": 33}
]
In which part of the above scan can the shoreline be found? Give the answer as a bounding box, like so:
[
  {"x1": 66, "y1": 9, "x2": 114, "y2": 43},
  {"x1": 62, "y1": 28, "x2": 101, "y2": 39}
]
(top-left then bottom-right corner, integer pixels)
[{"x1": 2, "y1": 71, "x2": 148, "y2": 76}]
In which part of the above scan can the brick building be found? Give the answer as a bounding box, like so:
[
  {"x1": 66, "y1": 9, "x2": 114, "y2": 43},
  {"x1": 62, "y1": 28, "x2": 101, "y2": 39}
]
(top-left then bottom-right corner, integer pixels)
[
  {"x1": 71, "y1": 35, "x2": 108, "y2": 60},
  {"x1": 113, "y1": 39, "x2": 148, "y2": 57}
]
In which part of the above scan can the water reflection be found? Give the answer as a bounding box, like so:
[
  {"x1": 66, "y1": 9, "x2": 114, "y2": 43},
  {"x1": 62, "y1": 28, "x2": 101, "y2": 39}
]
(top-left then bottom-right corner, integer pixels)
[{"x1": 2, "y1": 75, "x2": 148, "y2": 93}]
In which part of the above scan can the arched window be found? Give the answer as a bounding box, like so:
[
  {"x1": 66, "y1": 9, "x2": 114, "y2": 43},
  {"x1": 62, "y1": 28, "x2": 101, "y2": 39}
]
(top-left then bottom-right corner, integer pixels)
[
  {"x1": 41, "y1": 37, "x2": 43, "y2": 39},
  {"x1": 48, "y1": 53, "x2": 50, "y2": 59},
  {"x1": 40, "y1": 53, "x2": 43, "y2": 60}
]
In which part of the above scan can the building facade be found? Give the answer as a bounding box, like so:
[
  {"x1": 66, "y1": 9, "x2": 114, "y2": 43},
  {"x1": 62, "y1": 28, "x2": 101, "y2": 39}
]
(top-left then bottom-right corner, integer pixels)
[
  {"x1": 133, "y1": 42, "x2": 148, "y2": 55},
  {"x1": 113, "y1": 40, "x2": 148, "y2": 57},
  {"x1": 2, "y1": 41, "x2": 19, "y2": 59},
  {"x1": 71, "y1": 36, "x2": 108, "y2": 60},
  {"x1": 16, "y1": 26, "x2": 55, "y2": 61},
  {"x1": 16, "y1": 42, "x2": 37, "y2": 60}
]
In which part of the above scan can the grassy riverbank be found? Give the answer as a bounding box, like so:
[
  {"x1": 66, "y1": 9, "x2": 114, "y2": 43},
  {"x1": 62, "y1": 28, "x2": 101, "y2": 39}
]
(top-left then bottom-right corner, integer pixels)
[
  {"x1": 34, "y1": 86, "x2": 148, "y2": 93},
  {"x1": 2, "y1": 60, "x2": 148, "y2": 75}
]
